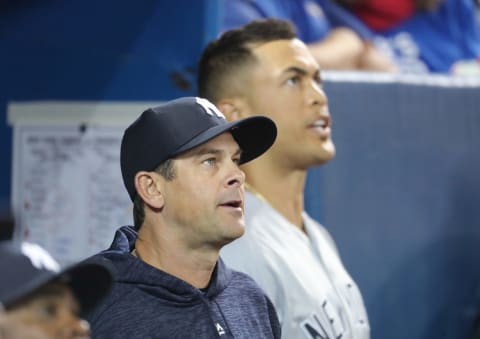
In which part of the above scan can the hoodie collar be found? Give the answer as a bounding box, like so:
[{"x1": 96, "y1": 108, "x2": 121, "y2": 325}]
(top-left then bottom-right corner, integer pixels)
[{"x1": 103, "y1": 226, "x2": 233, "y2": 300}]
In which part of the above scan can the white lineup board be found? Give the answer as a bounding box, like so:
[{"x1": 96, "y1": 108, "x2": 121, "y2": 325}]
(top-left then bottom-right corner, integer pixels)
[{"x1": 8, "y1": 101, "x2": 162, "y2": 266}]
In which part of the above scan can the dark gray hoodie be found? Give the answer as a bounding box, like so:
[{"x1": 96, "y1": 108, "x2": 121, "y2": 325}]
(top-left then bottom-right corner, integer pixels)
[{"x1": 86, "y1": 226, "x2": 280, "y2": 339}]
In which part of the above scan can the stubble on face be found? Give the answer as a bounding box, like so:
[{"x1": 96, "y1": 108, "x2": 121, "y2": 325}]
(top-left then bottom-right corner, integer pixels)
[{"x1": 161, "y1": 134, "x2": 246, "y2": 250}]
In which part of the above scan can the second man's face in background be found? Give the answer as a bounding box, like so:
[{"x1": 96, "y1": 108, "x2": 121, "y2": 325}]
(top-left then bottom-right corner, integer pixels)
[{"x1": 242, "y1": 38, "x2": 336, "y2": 170}]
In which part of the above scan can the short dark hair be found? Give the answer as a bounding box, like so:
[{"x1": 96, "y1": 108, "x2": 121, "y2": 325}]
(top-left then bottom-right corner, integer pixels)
[
  {"x1": 133, "y1": 159, "x2": 176, "y2": 230},
  {"x1": 197, "y1": 18, "x2": 296, "y2": 103}
]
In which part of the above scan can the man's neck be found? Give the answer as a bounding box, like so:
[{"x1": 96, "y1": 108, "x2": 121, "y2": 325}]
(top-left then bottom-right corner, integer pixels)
[
  {"x1": 243, "y1": 161, "x2": 306, "y2": 230},
  {"x1": 134, "y1": 224, "x2": 218, "y2": 289}
]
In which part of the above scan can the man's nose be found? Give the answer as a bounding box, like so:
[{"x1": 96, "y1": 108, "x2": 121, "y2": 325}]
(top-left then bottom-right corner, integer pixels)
[
  {"x1": 226, "y1": 163, "x2": 245, "y2": 187},
  {"x1": 308, "y1": 80, "x2": 328, "y2": 108}
]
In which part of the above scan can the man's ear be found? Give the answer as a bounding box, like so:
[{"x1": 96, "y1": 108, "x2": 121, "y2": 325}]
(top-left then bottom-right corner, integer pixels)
[
  {"x1": 217, "y1": 98, "x2": 247, "y2": 121},
  {"x1": 134, "y1": 171, "x2": 165, "y2": 209}
]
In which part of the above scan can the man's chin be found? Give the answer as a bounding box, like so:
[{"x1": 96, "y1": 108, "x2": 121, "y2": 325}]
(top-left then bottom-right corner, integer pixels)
[
  {"x1": 314, "y1": 145, "x2": 336, "y2": 165},
  {"x1": 220, "y1": 226, "x2": 246, "y2": 246}
]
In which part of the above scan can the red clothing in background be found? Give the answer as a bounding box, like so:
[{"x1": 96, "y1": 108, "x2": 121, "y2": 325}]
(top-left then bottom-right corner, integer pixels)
[{"x1": 352, "y1": 0, "x2": 415, "y2": 31}]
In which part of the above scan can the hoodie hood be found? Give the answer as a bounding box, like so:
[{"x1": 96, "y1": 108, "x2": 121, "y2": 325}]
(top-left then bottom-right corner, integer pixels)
[{"x1": 100, "y1": 226, "x2": 233, "y2": 303}]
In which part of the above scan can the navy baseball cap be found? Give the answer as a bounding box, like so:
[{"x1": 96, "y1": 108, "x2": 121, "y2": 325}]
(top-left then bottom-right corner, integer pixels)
[
  {"x1": 0, "y1": 242, "x2": 113, "y2": 317},
  {"x1": 121, "y1": 96, "x2": 277, "y2": 201}
]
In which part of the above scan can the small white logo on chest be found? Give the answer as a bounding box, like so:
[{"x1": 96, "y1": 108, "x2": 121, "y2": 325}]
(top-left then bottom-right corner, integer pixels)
[{"x1": 215, "y1": 323, "x2": 226, "y2": 336}]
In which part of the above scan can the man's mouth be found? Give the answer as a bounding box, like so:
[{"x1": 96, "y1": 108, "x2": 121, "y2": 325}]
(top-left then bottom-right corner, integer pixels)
[
  {"x1": 309, "y1": 117, "x2": 331, "y2": 138},
  {"x1": 219, "y1": 200, "x2": 243, "y2": 208}
]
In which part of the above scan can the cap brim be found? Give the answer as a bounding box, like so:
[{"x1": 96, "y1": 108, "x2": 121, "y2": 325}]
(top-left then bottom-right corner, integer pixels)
[
  {"x1": 174, "y1": 115, "x2": 276, "y2": 164},
  {"x1": 2, "y1": 270, "x2": 57, "y2": 308},
  {"x1": 61, "y1": 261, "x2": 113, "y2": 317}
]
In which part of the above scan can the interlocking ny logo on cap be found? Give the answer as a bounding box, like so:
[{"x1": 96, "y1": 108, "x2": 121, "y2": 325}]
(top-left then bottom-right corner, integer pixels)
[{"x1": 195, "y1": 97, "x2": 226, "y2": 119}]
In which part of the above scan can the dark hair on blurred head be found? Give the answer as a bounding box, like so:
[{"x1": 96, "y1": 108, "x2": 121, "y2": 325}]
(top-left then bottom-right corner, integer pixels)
[{"x1": 197, "y1": 18, "x2": 296, "y2": 103}]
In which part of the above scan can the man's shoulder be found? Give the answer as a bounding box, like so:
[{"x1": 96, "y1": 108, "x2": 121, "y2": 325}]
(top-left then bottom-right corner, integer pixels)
[
  {"x1": 84, "y1": 250, "x2": 115, "y2": 266},
  {"x1": 222, "y1": 269, "x2": 277, "y2": 312},
  {"x1": 219, "y1": 267, "x2": 281, "y2": 337},
  {"x1": 222, "y1": 265, "x2": 280, "y2": 308},
  {"x1": 84, "y1": 252, "x2": 145, "y2": 327},
  {"x1": 85, "y1": 280, "x2": 138, "y2": 335},
  {"x1": 228, "y1": 268, "x2": 264, "y2": 289},
  {"x1": 87, "y1": 277, "x2": 184, "y2": 338}
]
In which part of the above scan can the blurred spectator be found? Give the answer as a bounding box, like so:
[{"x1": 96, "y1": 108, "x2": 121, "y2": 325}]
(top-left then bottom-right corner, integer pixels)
[
  {"x1": 223, "y1": 0, "x2": 398, "y2": 72},
  {"x1": 335, "y1": 0, "x2": 441, "y2": 31},
  {"x1": 0, "y1": 310, "x2": 49, "y2": 339},
  {"x1": 0, "y1": 241, "x2": 112, "y2": 339},
  {"x1": 336, "y1": 0, "x2": 480, "y2": 74}
]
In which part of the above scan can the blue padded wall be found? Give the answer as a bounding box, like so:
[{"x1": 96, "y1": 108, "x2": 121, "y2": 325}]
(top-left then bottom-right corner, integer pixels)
[{"x1": 305, "y1": 74, "x2": 480, "y2": 339}]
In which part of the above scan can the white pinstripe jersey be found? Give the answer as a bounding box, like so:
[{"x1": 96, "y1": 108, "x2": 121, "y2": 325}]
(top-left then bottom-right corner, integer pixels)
[{"x1": 221, "y1": 191, "x2": 370, "y2": 339}]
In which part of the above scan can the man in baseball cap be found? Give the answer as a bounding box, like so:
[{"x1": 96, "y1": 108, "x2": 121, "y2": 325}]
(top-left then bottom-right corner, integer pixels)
[
  {"x1": 86, "y1": 96, "x2": 281, "y2": 338},
  {"x1": 0, "y1": 241, "x2": 112, "y2": 339}
]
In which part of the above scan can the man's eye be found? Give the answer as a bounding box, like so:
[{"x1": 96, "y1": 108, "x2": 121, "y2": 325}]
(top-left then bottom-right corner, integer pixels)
[
  {"x1": 202, "y1": 158, "x2": 215, "y2": 166},
  {"x1": 313, "y1": 74, "x2": 323, "y2": 87},
  {"x1": 39, "y1": 303, "x2": 58, "y2": 318},
  {"x1": 286, "y1": 76, "x2": 300, "y2": 86},
  {"x1": 232, "y1": 157, "x2": 241, "y2": 165}
]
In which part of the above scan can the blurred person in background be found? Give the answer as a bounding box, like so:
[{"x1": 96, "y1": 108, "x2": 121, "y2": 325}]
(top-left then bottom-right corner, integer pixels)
[
  {"x1": 336, "y1": 0, "x2": 480, "y2": 74},
  {"x1": 335, "y1": 0, "x2": 442, "y2": 31},
  {"x1": 0, "y1": 308, "x2": 49, "y2": 339},
  {"x1": 223, "y1": 0, "x2": 398, "y2": 72},
  {"x1": 0, "y1": 241, "x2": 112, "y2": 339}
]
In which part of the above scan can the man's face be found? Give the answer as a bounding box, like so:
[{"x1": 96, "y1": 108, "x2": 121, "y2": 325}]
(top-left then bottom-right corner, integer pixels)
[
  {"x1": 5, "y1": 282, "x2": 90, "y2": 339},
  {"x1": 161, "y1": 132, "x2": 246, "y2": 249},
  {"x1": 243, "y1": 38, "x2": 335, "y2": 169}
]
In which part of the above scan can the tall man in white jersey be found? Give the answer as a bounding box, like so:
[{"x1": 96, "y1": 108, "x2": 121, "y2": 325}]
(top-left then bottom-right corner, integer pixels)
[{"x1": 197, "y1": 18, "x2": 370, "y2": 339}]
